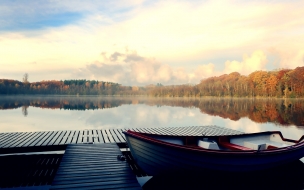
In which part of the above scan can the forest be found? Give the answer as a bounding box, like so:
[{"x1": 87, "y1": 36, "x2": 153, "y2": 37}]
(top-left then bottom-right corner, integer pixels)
[{"x1": 1, "y1": 66, "x2": 304, "y2": 98}]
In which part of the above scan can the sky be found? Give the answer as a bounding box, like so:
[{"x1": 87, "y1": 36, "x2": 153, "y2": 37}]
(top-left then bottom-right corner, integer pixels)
[{"x1": 0, "y1": 0, "x2": 304, "y2": 85}]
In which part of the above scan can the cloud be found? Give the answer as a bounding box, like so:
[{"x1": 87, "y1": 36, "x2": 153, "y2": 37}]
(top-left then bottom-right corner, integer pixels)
[
  {"x1": 224, "y1": 118, "x2": 261, "y2": 133},
  {"x1": 190, "y1": 64, "x2": 216, "y2": 83},
  {"x1": 74, "y1": 49, "x2": 280, "y2": 85},
  {"x1": 124, "y1": 53, "x2": 144, "y2": 62},
  {"x1": 268, "y1": 48, "x2": 304, "y2": 69},
  {"x1": 1, "y1": 0, "x2": 304, "y2": 82},
  {"x1": 224, "y1": 50, "x2": 268, "y2": 75},
  {"x1": 76, "y1": 62, "x2": 125, "y2": 82},
  {"x1": 74, "y1": 48, "x2": 260, "y2": 85},
  {"x1": 74, "y1": 50, "x2": 195, "y2": 85},
  {"x1": 110, "y1": 52, "x2": 123, "y2": 62}
]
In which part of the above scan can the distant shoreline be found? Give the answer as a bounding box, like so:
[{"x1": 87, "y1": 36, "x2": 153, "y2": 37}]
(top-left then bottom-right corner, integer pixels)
[{"x1": 1, "y1": 94, "x2": 304, "y2": 100}]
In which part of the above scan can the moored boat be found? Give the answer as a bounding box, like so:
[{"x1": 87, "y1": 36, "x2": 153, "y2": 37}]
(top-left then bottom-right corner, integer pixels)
[{"x1": 123, "y1": 130, "x2": 304, "y2": 176}]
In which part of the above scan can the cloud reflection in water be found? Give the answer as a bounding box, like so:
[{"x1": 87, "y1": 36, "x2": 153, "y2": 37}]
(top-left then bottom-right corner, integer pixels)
[{"x1": 0, "y1": 96, "x2": 304, "y2": 141}]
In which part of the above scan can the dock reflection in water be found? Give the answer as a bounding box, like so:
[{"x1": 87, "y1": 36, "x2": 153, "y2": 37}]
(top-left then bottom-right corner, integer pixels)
[{"x1": 143, "y1": 160, "x2": 304, "y2": 190}]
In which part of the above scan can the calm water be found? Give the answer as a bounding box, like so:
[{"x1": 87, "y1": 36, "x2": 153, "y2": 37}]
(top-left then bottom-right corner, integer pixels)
[
  {"x1": 1, "y1": 96, "x2": 304, "y2": 189},
  {"x1": 0, "y1": 96, "x2": 304, "y2": 140}
]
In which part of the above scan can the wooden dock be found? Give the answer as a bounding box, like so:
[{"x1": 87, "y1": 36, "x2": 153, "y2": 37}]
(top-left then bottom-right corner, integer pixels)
[
  {"x1": 0, "y1": 154, "x2": 62, "y2": 188},
  {"x1": 0, "y1": 126, "x2": 244, "y2": 154},
  {"x1": 50, "y1": 143, "x2": 141, "y2": 190},
  {"x1": 0, "y1": 126, "x2": 245, "y2": 189}
]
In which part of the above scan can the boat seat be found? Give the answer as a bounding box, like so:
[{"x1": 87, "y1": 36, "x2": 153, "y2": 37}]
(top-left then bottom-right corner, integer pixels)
[
  {"x1": 266, "y1": 141, "x2": 289, "y2": 148},
  {"x1": 218, "y1": 136, "x2": 252, "y2": 151},
  {"x1": 198, "y1": 140, "x2": 220, "y2": 150},
  {"x1": 242, "y1": 140, "x2": 290, "y2": 150},
  {"x1": 244, "y1": 141, "x2": 266, "y2": 150},
  {"x1": 219, "y1": 141, "x2": 252, "y2": 151}
]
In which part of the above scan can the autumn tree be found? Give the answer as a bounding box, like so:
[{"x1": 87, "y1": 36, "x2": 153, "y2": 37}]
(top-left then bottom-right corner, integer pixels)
[
  {"x1": 248, "y1": 71, "x2": 268, "y2": 97},
  {"x1": 266, "y1": 73, "x2": 278, "y2": 96},
  {"x1": 276, "y1": 69, "x2": 291, "y2": 97},
  {"x1": 23, "y1": 73, "x2": 29, "y2": 83}
]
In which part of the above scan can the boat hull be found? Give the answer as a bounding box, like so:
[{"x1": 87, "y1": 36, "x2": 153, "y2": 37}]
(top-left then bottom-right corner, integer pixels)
[{"x1": 125, "y1": 133, "x2": 304, "y2": 176}]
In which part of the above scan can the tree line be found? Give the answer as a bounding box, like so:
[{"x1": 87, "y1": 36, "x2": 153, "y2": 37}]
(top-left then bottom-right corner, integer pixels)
[
  {"x1": 0, "y1": 79, "x2": 124, "y2": 95},
  {"x1": 0, "y1": 66, "x2": 304, "y2": 97},
  {"x1": 148, "y1": 66, "x2": 304, "y2": 98}
]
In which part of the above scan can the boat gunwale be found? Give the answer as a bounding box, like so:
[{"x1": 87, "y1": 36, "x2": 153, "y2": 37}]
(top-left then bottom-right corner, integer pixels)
[{"x1": 124, "y1": 130, "x2": 304, "y2": 155}]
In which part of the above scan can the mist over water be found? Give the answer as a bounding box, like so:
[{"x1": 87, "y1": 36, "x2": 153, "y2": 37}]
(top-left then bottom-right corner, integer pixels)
[{"x1": 0, "y1": 96, "x2": 303, "y2": 140}]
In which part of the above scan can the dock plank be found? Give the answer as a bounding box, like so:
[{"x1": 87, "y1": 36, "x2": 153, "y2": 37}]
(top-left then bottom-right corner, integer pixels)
[
  {"x1": 155, "y1": 127, "x2": 171, "y2": 135},
  {"x1": 0, "y1": 132, "x2": 17, "y2": 146},
  {"x1": 92, "y1": 130, "x2": 99, "y2": 143},
  {"x1": 111, "y1": 129, "x2": 122, "y2": 142},
  {"x1": 71, "y1": 131, "x2": 80, "y2": 144},
  {"x1": 28, "y1": 131, "x2": 50, "y2": 147},
  {"x1": 52, "y1": 173, "x2": 135, "y2": 184},
  {"x1": 0, "y1": 133, "x2": 6, "y2": 140},
  {"x1": 146, "y1": 128, "x2": 162, "y2": 135},
  {"x1": 0, "y1": 132, "x2": 22, "y2": 146},
  {"x1": 2, "y1": 132, "x2": 30, "y2": 148},
  {"x1": 48, "y1": 131, "x2": 64, "y2": 146},
  {"x1": 112, "y1": 129, "x2": 125, "y2": 142},
  {"x1": 77, "y1": 130, "x2": 84, "y2": 144},
  {"x1": 118, "y1": 129, "x2": 127, "y2": 141},
  {"x1": 141, "y1": 128, "x2": 153, "y2": 133},
  {"x1": 35, "y1": 131, "x2": 55, "y2": 146},
  {"x1": 0, "y1": 126, "x2": 244, "y2": 153},
  {"x1": 11, "y1": 132, "x2": 34, "y2": 147},
  {"x1": 176, "y1": 127, "x2": 189, "y2": 135},
  {"x1": 52, "y1": 131, "x2": 67, "y2": 145},
  {"x1": 96, "y1": 130, "x2": 105, "y2": 143},
  {"x1": 0, "y1": 132, "x2": 24, "y2": 148},
  {"x1": 82, "y1": 130, "x2": 88, "y2": 143},
  {"x1": 50, "y1": 143, "x2": 141, "y2": 190},
  {"x1": 105, "y1": 129, "x2": 116, "y2": 143},
  {"x1": 141, "y1": 128, "x2": 154, "y2": 134},
  {"x1": 88, "y1": 130, "x2": 93, "y2": 143},
  {"x1": 59, "y1": 131, "x2": 72, "y2": 145},
  {"x1": 171, "y1": 127, "x2": 184, "y2": 135},
  {"x1": 184, "y1": 126, "x2": 197, "y2": 136},
  {"x1": 19, "y1": 132, "x2": 44, "y2": 147},
  {"x1": 132, "y1": 128, "x2": 141, "y2": 133},
  {"x1": 43, "y1": 131, "x2": 60, "y2": 146},
  {"x1": 106, "y1": 129, "x2": 120, "y2": 143},
  {"x1": 163, "y1": 127, "x2": 179, "y2": 135},
  {"x1": 65, "y1": 130, "x2": 76, "y2": 144},
  {"x1": 101, "y1": 130, "x2": 110, "y2": 143}
]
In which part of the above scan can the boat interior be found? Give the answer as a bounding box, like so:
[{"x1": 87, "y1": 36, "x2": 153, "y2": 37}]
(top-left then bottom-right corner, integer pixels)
[{"x1": 147, "y1": 132, "x2": 301, "y2": 151}]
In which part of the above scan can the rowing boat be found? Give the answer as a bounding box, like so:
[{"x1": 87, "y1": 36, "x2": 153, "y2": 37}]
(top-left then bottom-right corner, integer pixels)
[{"x1": 123, "y1": 130, "x2": 304, "y2": 176}]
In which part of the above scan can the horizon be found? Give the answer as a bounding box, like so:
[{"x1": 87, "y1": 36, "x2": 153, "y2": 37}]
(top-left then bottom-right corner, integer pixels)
[
  {"x1": 1, "y1": 0, "x2": 304, "y2": 85},
  {"x1": 0, "y1": 66, "x2": 304, "y2": 87},
  {"x1": 0, "y1": 67, "x2": 299, "y2": 87}
]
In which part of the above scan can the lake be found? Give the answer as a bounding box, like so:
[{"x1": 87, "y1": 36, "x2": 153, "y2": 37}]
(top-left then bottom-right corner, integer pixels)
[{"x1": 1, "y1": 96, "x2": 303, "y2": 141}]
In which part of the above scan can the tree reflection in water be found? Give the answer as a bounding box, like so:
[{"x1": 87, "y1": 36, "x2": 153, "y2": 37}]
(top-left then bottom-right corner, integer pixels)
[
  {"x1": 143, "y1": 160, "x2": 304, "y2": 190},
  {"x1": 21, "y1": 105, "x2": 28, "y2": 117},
  {"x1": 0, "y1": 96, "x2": 304, "y2": 127}
]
